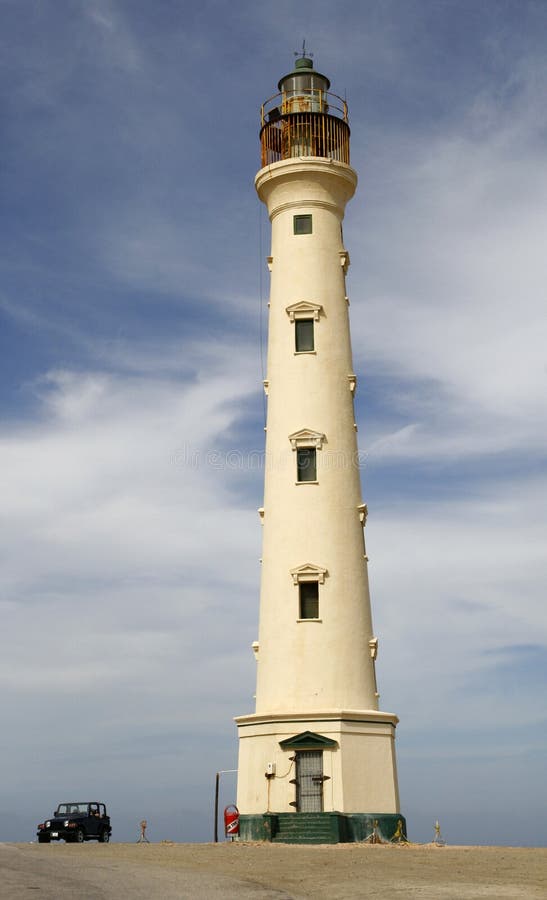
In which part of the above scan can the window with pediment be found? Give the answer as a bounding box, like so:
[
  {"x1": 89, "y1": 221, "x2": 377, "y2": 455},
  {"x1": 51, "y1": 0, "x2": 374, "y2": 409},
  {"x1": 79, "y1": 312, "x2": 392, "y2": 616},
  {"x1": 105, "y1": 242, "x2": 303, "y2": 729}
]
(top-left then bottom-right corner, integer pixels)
[
  {"x1": 286, "y1": 302, "x2": 323, "y2": 354},
  {"x1": 289, "y1": 429, "x2": 325, "y2": 483},
  {"x1": 290, "y1": 564, "x2": 328, "y2": 622}
]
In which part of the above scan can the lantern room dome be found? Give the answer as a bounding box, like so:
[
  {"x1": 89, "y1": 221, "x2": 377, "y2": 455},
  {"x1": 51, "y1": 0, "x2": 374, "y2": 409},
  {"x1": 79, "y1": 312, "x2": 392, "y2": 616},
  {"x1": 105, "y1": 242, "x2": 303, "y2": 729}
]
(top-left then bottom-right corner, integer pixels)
[{"x1": 277, "y1": 56, "x2": 331, "y2": 94}]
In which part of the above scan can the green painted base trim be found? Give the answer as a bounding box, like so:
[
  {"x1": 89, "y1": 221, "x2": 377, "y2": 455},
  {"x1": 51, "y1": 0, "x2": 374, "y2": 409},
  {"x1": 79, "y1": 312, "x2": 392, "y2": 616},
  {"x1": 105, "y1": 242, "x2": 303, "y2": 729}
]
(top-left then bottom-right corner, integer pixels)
[
  {"x1": 238, "y1": 814, "x2": 276, "y2": 842},
  {"x1": 343, "y1": 813, "x2": 408, "y2": 843},
  {"x1": 238, "y1": 812, "x2": 408, "y2": 844}
]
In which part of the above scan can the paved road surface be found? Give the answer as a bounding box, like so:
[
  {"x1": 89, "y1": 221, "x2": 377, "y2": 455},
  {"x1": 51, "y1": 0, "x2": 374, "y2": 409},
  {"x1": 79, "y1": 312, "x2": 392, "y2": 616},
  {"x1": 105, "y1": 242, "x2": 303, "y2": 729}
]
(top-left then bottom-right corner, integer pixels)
[
  {"x1": 3, "y1": 841, "x2": 546, "y2": 900},
  {"x1": 0, "y1": 844, "x2": 298, "y2": 900}
]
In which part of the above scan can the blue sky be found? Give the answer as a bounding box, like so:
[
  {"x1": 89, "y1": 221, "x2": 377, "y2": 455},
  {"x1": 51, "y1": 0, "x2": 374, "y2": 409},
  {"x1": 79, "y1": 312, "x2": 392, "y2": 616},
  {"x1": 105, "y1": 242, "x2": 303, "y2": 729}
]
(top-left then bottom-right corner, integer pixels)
[{"x1": 1, "y1": 0, "x2": 546, "y2": 845}]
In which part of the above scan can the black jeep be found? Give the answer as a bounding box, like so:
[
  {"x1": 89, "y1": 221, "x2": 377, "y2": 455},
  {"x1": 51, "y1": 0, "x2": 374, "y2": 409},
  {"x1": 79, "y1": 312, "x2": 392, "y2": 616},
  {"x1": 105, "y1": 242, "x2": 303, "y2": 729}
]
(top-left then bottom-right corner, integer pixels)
[{"x1": 36, "y1": 802, "x2": 112, "y2": 843}]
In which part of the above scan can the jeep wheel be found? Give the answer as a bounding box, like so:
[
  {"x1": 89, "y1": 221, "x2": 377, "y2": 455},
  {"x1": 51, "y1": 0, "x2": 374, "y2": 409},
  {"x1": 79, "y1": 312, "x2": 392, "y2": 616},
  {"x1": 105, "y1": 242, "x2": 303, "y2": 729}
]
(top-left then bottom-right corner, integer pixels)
[
  {"x1": 98, "y1": 828, "x2": 110, "y2": 843},
  {"x1": 38, "y1": 835, "x2": 50, "y2": 844},
  {"x1": 75, "y1": 827, "x2": 85, "y2": 843}
]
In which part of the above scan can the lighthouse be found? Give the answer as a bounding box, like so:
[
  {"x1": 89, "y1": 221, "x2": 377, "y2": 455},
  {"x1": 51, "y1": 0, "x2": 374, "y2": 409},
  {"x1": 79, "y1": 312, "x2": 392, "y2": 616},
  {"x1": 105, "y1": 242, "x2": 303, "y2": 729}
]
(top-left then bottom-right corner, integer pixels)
[{"x1": 235, "y1": 53, "x2": 405, "y2": 844}]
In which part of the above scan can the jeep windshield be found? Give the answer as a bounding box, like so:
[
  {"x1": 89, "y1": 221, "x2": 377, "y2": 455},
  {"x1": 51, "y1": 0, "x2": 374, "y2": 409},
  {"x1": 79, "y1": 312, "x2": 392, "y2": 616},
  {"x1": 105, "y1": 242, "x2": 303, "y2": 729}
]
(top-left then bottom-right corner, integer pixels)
[{"x1": 55, "y1": 804, "x2": 88, "y2": 816}]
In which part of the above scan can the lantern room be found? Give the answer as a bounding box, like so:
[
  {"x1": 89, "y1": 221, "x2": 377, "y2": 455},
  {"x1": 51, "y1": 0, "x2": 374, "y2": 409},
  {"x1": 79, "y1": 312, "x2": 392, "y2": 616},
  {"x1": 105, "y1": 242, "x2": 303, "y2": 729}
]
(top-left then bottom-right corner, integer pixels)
[{"x1": 260, "y1": 56, "x2": 350, "y2": 167}]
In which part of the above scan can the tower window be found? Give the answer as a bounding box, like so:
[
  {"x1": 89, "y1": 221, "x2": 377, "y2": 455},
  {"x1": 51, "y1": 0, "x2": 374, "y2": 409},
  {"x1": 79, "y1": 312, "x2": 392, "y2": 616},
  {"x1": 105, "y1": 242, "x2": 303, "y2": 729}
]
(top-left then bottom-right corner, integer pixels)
[
  {"x1": 294, "y1": 214, "x2": 312, "y2": 235},
  {"x1": 299, "y1": 582, "x2": 319, "y2": 619},
  {"x1": 297, "y1": 447, "x2": 317, "y2": 482},
  {"x1": 295, "y1": 318, "x2": 315, "y2": 352}
]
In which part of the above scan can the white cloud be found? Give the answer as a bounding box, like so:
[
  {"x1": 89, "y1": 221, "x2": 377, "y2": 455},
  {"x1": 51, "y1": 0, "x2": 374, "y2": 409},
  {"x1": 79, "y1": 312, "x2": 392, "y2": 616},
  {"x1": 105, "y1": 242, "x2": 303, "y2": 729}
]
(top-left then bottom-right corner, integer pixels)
[
  {"x1": 0, "y1": 352, "x2": 261, "y2": 677},
  {"x1": 369, "y1": 474, "x2": 547, "y2": 732},
  {"x1": 349, "y1": 53, "x2": 547, "y2": 462}
]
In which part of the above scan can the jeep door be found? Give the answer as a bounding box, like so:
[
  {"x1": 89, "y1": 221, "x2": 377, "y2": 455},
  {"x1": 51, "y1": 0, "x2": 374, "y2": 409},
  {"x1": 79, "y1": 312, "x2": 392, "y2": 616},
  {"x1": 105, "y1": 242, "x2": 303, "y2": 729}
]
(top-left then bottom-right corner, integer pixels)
[{"x1": 87, "y1": 804, "x2": 100, "y2": 837}]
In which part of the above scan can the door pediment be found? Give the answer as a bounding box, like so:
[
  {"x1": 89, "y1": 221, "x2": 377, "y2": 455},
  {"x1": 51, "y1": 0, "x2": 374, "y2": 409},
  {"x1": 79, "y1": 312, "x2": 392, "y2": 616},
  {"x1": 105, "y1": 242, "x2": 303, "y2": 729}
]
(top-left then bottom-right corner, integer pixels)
[{"x1": 279, "y1": 731, "x2": 338, "y2": 750}]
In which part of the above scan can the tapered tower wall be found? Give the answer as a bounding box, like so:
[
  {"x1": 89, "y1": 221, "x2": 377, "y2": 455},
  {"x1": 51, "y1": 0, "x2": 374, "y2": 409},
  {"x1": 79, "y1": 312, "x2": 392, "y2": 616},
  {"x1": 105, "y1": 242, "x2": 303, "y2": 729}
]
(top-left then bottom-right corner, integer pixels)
[{"x1": 254, "y1": 160, "x2": 378, "y2": 714}]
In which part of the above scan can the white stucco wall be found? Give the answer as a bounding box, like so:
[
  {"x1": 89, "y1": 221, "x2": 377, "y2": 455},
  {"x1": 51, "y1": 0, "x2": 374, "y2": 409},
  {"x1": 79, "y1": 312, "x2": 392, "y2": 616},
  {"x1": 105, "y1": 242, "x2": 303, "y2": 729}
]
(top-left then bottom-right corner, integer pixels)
[{"x1": 236, "y1": 157, "x2": 401, "y2": 817}]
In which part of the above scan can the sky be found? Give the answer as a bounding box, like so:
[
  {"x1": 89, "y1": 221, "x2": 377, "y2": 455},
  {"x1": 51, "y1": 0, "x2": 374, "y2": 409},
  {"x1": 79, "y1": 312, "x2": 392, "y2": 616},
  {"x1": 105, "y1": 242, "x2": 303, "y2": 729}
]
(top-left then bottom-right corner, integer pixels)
[{"x1": 1, "y1": 0, "x2": 546, "y2": 845}]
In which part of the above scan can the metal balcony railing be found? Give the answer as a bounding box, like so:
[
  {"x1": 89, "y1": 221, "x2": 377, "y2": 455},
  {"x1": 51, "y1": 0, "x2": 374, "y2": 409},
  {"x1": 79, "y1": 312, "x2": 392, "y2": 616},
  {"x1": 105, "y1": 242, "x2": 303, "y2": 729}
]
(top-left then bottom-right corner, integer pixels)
[{"x1": 260, "y1": 90, "x2": 350, "y2": 167}]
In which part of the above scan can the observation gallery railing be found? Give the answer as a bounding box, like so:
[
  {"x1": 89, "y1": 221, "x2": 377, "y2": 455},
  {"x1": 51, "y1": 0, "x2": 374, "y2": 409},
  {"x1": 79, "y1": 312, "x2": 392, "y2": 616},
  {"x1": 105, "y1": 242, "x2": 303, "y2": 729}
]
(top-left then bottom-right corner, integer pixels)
[{"x1": 260, "y1": 90, "x2": 350, "y2": 167}]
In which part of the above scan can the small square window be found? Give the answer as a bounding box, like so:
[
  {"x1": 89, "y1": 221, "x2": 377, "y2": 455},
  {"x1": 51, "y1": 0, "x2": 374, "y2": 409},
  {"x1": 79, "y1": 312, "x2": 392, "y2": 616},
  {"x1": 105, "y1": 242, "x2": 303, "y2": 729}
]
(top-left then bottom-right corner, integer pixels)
[
  {"x1": 295, "y1": 318, "x2": 314, "y2": 352},
  {"x1": 299, "y1": 582, "x2": 319, "y2": 619},
  {"x1": 297, "y1": 447, "x2": 317, "y2": 482},
  {"x1": 294, "y1": 214, "x2": 312, "y2": 235}
]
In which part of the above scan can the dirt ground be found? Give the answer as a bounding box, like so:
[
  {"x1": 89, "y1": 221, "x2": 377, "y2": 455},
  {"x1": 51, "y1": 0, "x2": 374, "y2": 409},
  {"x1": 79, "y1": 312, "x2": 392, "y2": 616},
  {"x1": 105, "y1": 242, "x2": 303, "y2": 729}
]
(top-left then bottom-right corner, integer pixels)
[{"x1": 4, "y1": 841, "x2": 547, "y2": 899}]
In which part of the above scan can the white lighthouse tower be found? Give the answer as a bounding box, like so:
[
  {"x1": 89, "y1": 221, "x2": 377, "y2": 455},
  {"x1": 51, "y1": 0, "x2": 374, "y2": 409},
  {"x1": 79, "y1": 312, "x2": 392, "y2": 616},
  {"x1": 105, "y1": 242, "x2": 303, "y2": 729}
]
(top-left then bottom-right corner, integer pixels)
[{"x1": 235, "y1": 53, "x2": 405, "y2": 843}]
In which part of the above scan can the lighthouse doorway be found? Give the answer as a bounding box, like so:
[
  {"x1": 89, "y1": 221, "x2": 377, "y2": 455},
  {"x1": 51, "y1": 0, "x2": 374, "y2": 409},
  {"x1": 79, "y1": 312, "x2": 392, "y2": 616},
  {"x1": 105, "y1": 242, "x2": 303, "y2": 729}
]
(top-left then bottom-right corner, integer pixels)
[{"x1": 296, "y1": 751, "x2": 323, "y2": 812}]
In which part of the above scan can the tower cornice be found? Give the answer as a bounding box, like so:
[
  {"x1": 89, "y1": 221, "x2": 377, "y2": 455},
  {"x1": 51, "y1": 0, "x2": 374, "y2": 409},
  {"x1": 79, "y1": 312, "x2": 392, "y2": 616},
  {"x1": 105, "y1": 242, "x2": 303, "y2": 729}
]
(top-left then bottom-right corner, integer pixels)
[
  {"x1": 256, "y1": 156, "x2": 357, "y2": 180},
  {"x1": 235, "y1": 710, "x2": 400, "y2": 728},
  {"x1": 255, "y1": 158, "x2": 358, "y2": 216}
]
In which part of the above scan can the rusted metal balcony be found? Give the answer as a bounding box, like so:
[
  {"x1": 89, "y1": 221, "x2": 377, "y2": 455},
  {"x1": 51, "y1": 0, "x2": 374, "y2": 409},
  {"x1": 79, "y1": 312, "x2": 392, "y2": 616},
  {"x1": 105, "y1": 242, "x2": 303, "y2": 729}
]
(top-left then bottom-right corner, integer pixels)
[{"x1": 260, "y1": 89, "x2": 350, "y2": 168}]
